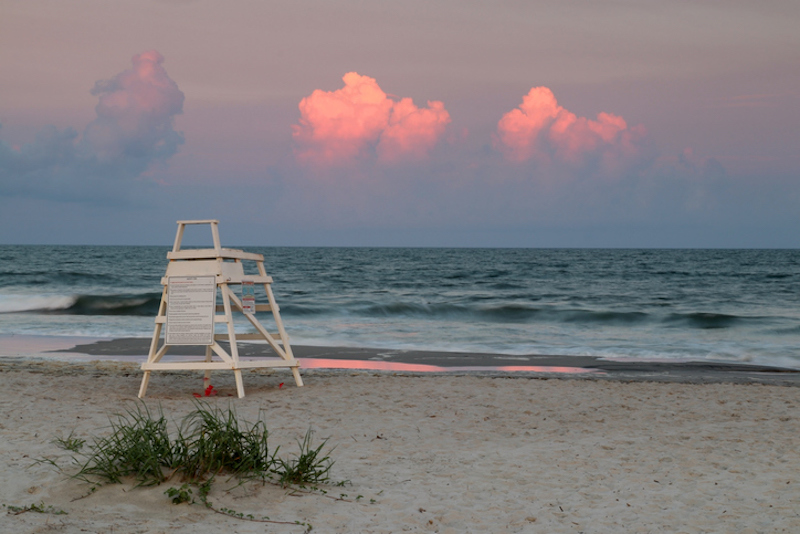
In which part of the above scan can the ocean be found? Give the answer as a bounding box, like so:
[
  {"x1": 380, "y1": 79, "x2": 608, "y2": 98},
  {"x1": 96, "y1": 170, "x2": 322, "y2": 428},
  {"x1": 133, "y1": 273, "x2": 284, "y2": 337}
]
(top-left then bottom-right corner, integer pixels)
[{"x1": 1, "y1": 245, "x2": 799, "y2": 369}]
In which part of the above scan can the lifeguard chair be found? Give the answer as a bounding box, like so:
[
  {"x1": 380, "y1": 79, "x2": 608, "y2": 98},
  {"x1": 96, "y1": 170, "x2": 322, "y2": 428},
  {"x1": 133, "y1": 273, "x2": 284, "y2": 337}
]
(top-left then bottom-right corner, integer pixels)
[{"x1": 138, "y1": 220, "x2": 302, "y2": 398}]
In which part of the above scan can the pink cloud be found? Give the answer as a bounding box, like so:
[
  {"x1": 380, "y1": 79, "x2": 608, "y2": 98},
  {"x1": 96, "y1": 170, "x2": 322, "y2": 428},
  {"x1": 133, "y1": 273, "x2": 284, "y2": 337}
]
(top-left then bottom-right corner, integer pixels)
[
  {"x1": 378, "y1": 98, "x2": 450, "y2": 163},
  {"x1": 292, "y1": 72, "x2": 450, "y2": 165},
  {"x1": 495, "y1": 86, "x2": 647, "y2": 172},
  {"x1": 83, "y1": 50, "x2": 185, "y2": 162},
  {"x1": 0, "y1": 50, "x2": 184, "y2": 203}
]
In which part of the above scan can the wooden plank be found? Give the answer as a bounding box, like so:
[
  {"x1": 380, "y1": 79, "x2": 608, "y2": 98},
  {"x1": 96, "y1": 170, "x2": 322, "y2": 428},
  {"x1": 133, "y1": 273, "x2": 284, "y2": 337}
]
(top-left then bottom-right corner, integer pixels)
[
  {"x1": 142, "y1": 359, "x2": 299, "y2": 371},
  {"x1": 220, "y1": 285, "x2": 240, "y2": 365},
  {"x1": 236, "y1": 359, "x2": 300, "y2": 368},
  {"x1": 261, "y1": 263, "x2": 304, "y2": 387},
  {"x1": 228, "y1": 291, "x2": 288, "y2": 360},
  {"x1": 161, "y1": 275, "x2": 271, "y2": 285},
  {"x1": 167, "y1": 248, "x2": 263, "y2": 261},
  {"x1": 210, "y1": 220, "x2": 222, "y2": 256},
  {"x1": 210, "y1": 341, "x2": 234, "y2": 364},
  {"x1": 203, "y1": 345, "x2": 212, "y2": 389},
  {"x1": 220, "y1": 261, "x2": 245, "y2": 281},
  {"x1": 165, "y1": 260, "x2": 221, "y2": 277},
  {"x1": 142, "y1": 361, "x2": 236, "y2": 370},
  {"x1": 138, "y1": 371, "x2": 151, "y2": 398},
  {"x1": 148, "y1": 286, "x2": 168, "y2": 358},
  {"x1": 157, "y1": 315, "x2": 225, "y2": 324},
  {"x1": 145, "y1": 343, "x2": 169, "y2": 366},
  {"x1": 157, "y1": 314, "x2": 242, "y2": 324},
  {"x1": 172, "y1": 223, "x2": 186, "y2": 254},
  {"x1": 176, "y1": 219, "x2": 220, "y2": 225},
  {"x1": 215, "y1": 304, "x2": 272, "y2": 312},
  {"x1": 214, "y1": 332, "x2": 282, "y2": 341},
  {"x1": 222, "y1": 275, "x2": 272, "y2": 284}
]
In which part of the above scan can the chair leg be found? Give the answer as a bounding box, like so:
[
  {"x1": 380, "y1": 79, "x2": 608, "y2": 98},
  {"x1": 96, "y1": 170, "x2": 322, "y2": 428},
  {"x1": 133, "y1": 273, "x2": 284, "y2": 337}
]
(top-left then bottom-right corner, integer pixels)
[
  {"x1": 203, "y1": 345, "x2": 212, "y2": 390},
  {"x1": 138, "y1": 371, "x2": 151, "y2": 398},
  {"x1": 234, "y1": 370, "x2": 245, "y2": 398}
]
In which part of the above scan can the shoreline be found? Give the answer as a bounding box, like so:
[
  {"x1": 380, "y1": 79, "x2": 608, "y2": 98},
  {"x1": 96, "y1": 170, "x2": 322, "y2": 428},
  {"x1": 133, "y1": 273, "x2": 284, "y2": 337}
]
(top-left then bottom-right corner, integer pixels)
[{"x1": 2, "y1": 334, "x2": 799, "y2": 386}]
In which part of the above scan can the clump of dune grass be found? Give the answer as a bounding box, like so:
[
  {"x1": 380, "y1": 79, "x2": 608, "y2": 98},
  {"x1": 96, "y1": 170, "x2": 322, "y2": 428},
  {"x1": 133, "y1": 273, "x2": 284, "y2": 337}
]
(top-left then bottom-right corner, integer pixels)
[
  {"x1": 174, "y1": 403, "x2": 276, "y2": 484},
  {"x1": 68, "y1": 402, "x2": 333, "y2": 492},
  {"x1": 276, "y1": 429, "x2": 334, "y2": 488},
  {"x1": 53, "y1": 431, "x2": 85, "y2": 453},
  {"x1": 74, "y1": 403, "x2": 175, "y2": 486},
  {"x1": 39, "y1": 402, "x2": 343, "y2": 531}
]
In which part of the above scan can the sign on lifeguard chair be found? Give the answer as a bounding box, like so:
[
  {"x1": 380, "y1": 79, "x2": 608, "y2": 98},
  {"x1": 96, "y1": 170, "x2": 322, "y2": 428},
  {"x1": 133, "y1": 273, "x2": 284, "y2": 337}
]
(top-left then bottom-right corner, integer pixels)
[{"x1": 138, "y1": 220, "x2": 303, "y2": 398}]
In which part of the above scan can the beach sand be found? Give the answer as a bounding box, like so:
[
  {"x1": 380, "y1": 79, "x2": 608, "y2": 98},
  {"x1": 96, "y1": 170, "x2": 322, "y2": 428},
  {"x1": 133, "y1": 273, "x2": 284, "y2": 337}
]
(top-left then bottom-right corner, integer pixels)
[{"x1": 1, "y1": 353, "x2": 799, "y2": 533}]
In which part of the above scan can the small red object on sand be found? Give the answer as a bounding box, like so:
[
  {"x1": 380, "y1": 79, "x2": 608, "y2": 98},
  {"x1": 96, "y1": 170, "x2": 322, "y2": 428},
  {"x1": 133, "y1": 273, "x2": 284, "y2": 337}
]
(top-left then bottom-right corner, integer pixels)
[
  {"x1": 279, "y1": 382, "x2": 284, "y2": 389},
  {"x1": 192, "y1": 393, "x2": 202, "y2": 398},
  {"x1": 204, "y1": 385, "x2": 216, "y2": 396}
]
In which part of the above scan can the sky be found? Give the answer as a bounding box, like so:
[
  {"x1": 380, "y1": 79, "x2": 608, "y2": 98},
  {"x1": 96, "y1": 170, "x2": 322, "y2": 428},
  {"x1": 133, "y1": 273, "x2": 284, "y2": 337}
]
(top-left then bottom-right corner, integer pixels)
[{"x1": 1, "y1": 0, "x2": 798, "y2": 247}]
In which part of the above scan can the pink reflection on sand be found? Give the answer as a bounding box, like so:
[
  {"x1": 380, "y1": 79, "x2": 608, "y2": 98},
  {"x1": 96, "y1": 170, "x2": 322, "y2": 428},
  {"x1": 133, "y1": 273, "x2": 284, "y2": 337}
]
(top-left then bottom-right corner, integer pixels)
[{"x1": 297, "y1": 358, "x2": 600, "y2": 374}]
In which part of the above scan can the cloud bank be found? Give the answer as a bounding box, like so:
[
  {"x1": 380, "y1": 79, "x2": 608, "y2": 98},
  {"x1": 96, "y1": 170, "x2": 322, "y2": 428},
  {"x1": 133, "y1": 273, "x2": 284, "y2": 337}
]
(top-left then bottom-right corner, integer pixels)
[
  {"x1": 1, "y1": 55, "x2": 751, "y2": 247},
  {"x1": 292, "y1": 72, "x2": 450, "y2": 165},
  {"x1": 495, "y1": 86, "x2": 649, "y2": 175},
  {"x1": 0, "y1": 51, "x2": 184, "y2": 202}
]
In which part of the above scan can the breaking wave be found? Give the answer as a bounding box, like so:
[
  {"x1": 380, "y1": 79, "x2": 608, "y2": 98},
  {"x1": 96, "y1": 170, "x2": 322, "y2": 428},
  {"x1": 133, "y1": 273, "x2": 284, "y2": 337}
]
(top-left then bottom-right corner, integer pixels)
[
  {"x1": 282, "y1": 301, "x2": 760, "y2": 329},
  {"x1": 0, "y1": 293, "x2": 161, "y2": 316}
]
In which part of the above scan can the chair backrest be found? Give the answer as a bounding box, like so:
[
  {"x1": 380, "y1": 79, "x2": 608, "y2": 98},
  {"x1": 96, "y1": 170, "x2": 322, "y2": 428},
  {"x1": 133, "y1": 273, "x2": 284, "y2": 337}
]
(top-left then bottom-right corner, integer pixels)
[{"x1": 172, "y1": 219, "x2": 222, "y2": 255}]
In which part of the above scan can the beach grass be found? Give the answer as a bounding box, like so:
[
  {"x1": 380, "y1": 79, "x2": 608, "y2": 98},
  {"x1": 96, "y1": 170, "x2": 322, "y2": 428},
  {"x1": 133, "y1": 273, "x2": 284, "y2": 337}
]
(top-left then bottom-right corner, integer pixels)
[
  {"x1": 275, "y1": 428, "x2": 334, "y2": 488},
  {"x1": 66, "y1": 402, "x2": 334, "y2": 494}
]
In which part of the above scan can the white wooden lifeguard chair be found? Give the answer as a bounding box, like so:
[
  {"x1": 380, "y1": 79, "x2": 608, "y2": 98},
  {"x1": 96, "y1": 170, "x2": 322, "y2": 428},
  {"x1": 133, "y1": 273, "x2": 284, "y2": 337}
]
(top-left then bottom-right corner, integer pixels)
[{"x1": 138, "y1": 220, "x2": 303, "y2": 398}]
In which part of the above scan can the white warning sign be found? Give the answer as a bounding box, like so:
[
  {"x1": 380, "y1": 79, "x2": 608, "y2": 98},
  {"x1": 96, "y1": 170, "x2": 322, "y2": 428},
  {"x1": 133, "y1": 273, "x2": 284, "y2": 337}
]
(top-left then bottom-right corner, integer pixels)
[
  {"x1": 166, "y1": 276, "x2": 216, "y2": 345},
  {"x1": 241, "y1": 280, "x2": 256, "y2": 315}
]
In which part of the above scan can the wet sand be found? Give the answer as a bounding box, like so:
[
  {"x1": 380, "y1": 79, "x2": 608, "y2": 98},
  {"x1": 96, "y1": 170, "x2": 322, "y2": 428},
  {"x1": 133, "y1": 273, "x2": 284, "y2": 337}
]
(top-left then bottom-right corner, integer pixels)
[{"x1": 51, "y1": 336, "x2": 800, "y2": 387}]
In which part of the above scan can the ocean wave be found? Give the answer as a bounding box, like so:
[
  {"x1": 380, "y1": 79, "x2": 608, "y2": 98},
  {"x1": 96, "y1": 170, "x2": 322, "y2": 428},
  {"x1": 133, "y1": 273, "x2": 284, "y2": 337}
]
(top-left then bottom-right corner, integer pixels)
[
  {"x1": 361, "y1": 302, "x2": 656, "y2": 325},
  {"x1": 0, "y1": 294, "x2": 78, "y2": 313},
  {"x1": 280, "y1": 304, "x2": 338, "y2": 316},
  {"x1": 283, "y1": 301, "x2": 654, "y2": 326},
  {"x1": 279, "y1": 300, "x2": 784, "y2": 332},
  {"x1": 362, "y1": 302, "x2": 470, "y2": 318},
  {"x1": 59, "y1": 294, "x2": 162, "y2": 316},
  {"x1": 0, "y1": 293, "x2": 162, "y2": 316},
  {"x1": 0, "y1": 270, "x2": 122, "y2": 285},
  {"x1": 769, "y1": 325, "x2": 800, "y2": 335},
  {"x1": 664, "y1": 312, "x2": 742, "y2": 329},
  {"x1": 559, "y1": 310, "x2": 650, "y2": 325}
]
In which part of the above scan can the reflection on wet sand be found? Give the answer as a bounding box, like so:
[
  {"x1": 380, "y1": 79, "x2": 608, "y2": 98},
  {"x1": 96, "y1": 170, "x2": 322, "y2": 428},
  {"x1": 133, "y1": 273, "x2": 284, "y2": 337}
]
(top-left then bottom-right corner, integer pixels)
[{"x1": 297, "y1": 357, "x2": 601, "y2": 374}]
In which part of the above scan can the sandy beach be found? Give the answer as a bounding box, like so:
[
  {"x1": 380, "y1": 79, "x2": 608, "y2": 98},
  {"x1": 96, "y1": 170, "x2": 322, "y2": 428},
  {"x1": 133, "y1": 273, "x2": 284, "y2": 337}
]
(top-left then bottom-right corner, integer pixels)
[{"x1": 1, "y1": 345, "x2": 799, "y2": 533}]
